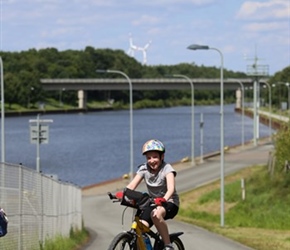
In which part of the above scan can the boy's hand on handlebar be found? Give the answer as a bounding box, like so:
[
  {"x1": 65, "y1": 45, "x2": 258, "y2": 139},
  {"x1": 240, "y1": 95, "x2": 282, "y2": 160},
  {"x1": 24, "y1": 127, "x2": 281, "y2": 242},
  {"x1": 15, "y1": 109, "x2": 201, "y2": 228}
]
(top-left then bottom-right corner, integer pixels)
[
  {"x1": 115, "y1": 191, "x2": 124, "y2": 199},
  {"x1": 154, "y1": 197, "x2": 167, "y2": 206}
]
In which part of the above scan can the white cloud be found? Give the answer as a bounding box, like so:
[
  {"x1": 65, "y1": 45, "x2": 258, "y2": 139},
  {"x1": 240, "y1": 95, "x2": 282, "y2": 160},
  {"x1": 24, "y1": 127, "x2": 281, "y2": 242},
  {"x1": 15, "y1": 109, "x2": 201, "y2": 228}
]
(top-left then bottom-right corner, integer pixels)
[
  {"x1": 85, "y1": 0, "x2": 217, "y2": 8},
  {"x1": 144, "y1": 0, "x2": 216, "y2": 5},
  {"x1": 243, "y1": 21, "x2": 288, "y2": 32},
  {"x1": 236, "y1": 0, "x2": 290, "y2": 20},
  {"x1": 223, "y1": 45, "x2": 236, "y2": 54},
  {"x1": 40, "y1": 26, "x2": 80, "y2": 39},
  {"x1": 132, "y1": 15, "x2": 161, "y2": 26}
]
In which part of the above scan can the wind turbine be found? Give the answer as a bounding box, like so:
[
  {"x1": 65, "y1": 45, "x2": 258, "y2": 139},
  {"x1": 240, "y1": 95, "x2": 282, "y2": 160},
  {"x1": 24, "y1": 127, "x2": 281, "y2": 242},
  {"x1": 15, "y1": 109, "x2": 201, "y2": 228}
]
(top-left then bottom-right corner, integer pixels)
[
  {"x1": 138, "y1": 40, "x2": 152, "y2": 65},
  {"x1": 127, "y1": 33, "x2": 152, "y2": 65},
  {"x1": 127, "y1": 33, "x2": 138, "y2": 57}
]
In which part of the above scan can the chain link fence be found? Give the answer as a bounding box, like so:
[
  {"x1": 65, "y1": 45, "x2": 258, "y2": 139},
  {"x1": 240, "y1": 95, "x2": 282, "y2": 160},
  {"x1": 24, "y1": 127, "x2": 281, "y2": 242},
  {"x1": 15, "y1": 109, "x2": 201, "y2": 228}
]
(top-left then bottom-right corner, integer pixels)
[{"x1": 0, "y1": 162, "x2": 82, "y2": 250}]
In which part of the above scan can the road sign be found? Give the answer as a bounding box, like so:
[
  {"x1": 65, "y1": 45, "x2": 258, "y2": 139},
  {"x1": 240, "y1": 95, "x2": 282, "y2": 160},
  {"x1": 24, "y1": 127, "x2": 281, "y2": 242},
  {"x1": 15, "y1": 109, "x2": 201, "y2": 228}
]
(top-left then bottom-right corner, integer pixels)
[
  {"x1": 30, "y1": 125, "x2": 49, "y2": 144},
  {"x1": 28, "y1": 115, "x2": 53, "y2": 172}
]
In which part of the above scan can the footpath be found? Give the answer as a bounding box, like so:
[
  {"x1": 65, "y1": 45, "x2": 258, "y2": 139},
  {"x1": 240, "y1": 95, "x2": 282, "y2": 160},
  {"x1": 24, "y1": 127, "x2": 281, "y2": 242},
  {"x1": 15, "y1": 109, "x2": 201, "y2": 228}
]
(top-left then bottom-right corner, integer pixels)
[{"x1": 81, "y1": 149, "x2": 221, "y2": 196}]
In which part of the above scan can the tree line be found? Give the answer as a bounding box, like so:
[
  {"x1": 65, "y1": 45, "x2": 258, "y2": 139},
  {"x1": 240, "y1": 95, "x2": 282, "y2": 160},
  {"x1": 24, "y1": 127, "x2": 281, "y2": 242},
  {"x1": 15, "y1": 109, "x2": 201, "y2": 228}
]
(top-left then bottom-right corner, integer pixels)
[{"x1": 0, "y1": 47, "x2": 289, "y2": 109}]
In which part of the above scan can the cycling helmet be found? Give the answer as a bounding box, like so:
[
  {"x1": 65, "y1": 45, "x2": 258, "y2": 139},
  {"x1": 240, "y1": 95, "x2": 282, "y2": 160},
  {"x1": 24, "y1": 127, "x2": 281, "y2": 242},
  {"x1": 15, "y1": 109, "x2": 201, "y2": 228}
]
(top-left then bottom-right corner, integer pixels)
[{"x1": 142, "y1": 139, "x2": 165, "y2": 155}]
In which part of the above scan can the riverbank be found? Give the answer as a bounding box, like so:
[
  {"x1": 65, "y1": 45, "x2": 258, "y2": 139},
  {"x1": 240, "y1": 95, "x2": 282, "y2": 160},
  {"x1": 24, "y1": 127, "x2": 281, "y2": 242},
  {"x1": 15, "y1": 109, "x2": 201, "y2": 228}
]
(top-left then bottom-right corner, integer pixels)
[
  {"x1": 4, "y1": 107, "x2": 113, "y2": 117},
  {"x1": 235, "y1": 107, "x2": 289, "y2": 130},
  {"x1": 81, "y1": 148, "x2": 222, "y2": 196},
  {"x1": 81, "y1": 136, "x2": 269, "y2": 196}
]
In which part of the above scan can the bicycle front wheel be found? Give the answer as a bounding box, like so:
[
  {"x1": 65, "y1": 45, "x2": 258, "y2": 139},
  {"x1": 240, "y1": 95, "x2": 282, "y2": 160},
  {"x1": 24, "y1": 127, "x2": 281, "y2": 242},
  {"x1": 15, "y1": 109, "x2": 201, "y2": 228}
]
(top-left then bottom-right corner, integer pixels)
[
  {"x1": 172, "y1": 237, "x2": 185, "y2": 250},
  {"x1": 107, "y1": 232, "x2": 136, "y2": 250}
]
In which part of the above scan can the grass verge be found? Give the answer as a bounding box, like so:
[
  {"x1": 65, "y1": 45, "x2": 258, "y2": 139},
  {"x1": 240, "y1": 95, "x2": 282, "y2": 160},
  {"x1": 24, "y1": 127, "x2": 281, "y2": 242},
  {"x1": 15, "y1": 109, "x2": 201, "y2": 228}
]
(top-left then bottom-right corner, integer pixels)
[
  {"x1": 177, "y1": 165, "x2": 290, "y2": 250},
  {"x1": 40, "y1": 227, "x2": 90, "y2": 250}
]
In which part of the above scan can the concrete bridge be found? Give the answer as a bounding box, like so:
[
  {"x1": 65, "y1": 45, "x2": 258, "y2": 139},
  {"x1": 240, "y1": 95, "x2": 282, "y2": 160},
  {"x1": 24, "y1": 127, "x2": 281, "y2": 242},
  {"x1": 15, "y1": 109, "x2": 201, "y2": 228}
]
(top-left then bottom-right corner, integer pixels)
[{"x1": 40, "y1": 78, "x2": 257, "y2": 109}]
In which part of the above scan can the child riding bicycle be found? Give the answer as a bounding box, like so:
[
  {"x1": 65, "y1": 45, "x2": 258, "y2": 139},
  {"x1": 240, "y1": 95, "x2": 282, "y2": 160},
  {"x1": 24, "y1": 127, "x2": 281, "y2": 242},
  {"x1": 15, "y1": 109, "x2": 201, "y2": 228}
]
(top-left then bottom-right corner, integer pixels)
[{"x1": 126, "y1": 139, "x2": 179, "y2": 250}]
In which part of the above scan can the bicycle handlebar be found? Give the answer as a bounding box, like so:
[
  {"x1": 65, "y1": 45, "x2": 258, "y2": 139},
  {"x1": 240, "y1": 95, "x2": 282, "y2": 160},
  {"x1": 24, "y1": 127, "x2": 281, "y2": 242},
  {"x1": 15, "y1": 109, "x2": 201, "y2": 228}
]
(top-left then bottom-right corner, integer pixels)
[
  {"x1": 107, "y1": 192, "x2": 115, "y2": 200},
  {"x1": 107, "y1": 191, "x2": 165, "y2": 209},
  {"x1": 107, "y1": 192, "x2": 121, "y2": 203}
]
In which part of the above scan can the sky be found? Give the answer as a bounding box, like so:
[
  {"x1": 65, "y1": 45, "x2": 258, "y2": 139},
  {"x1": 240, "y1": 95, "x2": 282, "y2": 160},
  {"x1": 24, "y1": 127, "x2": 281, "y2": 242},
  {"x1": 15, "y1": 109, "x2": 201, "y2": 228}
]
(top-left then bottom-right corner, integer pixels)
[{"x1": 1, "y1": 0, "x2": 289, "y2": 75}]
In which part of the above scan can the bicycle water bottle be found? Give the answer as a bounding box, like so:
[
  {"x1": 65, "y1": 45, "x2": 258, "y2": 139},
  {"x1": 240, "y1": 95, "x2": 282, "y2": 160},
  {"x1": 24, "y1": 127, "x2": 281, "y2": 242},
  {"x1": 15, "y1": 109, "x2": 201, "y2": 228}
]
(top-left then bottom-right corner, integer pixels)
[{"x1": 143, "y1": 234, "x2": 152, "y2": 250}]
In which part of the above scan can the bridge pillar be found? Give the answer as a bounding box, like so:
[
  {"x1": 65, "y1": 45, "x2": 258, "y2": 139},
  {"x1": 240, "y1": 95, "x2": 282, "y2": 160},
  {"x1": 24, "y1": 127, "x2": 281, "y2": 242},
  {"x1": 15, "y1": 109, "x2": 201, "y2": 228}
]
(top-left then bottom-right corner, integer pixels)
[
  {"x1": 236, "y1": 88, "x2": 242, "y2": 109},
  {"x1": 78, "y1": 90, "x2": 87, "y2": 109}
]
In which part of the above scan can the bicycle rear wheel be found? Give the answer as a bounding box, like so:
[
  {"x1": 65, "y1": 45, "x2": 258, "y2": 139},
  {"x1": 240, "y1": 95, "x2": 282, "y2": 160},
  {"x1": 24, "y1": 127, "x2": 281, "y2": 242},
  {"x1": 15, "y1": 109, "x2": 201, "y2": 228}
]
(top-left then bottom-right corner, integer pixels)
[
  {"x1": 172, "y1": 237, "x2": 185, "y2": 250},
  {"x1": 107, "y1": 232, "x2": 136, "y2": 250}
]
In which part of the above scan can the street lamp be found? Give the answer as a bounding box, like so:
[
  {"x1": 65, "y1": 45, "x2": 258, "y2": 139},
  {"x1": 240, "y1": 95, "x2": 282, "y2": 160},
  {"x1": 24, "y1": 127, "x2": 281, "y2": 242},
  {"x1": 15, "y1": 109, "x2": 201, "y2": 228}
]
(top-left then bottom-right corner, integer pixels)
[
  {"x1": 259, "y1": 80, "x2": 272, "y2": 141},
  {"x1": 187, "y1": 44, "x2": 225, "y2": 227},
  {"x1": 0, "y1": 56, "x2": 5, "y2": 163},
  {"x1": 59, "y1": 88, "x2": 65, "y2": 107},
  {"x1": 171, "y1": 74, "x2": 195, "y2": 166},
  {"x1": 0, "y1": 57, "x2": 5, "y2": 205},
  {"x1": 96, "y1": 69, "x2": 134, "y2": 180},
  {"x1": 229, "y1": 79, "x2": 245, "y2": 148},
  {"x1": 286, "y1": 83, "x2": 290, "y2": 111},
  {"x1": 272, "y1": 82, "x2": 290, "y2": 115},
  {"x1": 28, "y1": 86, "x2": 34, "y2": 108},
  {"x1": 272, "y1": 82, "x2": 290, "y2": 111}
]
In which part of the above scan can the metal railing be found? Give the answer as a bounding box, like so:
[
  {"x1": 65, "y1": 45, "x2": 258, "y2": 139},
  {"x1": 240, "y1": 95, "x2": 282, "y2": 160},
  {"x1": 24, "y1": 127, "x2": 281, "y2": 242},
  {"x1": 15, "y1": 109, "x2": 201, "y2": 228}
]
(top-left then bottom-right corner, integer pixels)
[
  {"x1": 0, "y1": 163, "x2": 82, "y2": 250},
  {"x1": 246, "y1": 64, "x2": 269, "y2": 76}
]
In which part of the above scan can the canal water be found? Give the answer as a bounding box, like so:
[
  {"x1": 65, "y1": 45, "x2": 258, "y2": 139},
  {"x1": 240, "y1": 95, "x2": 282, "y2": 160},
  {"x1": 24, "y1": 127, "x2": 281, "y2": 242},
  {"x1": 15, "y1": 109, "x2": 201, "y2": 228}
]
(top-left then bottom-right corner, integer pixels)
[{"x1": 4, "y1": 104, "x2": 272, "y2": 187}]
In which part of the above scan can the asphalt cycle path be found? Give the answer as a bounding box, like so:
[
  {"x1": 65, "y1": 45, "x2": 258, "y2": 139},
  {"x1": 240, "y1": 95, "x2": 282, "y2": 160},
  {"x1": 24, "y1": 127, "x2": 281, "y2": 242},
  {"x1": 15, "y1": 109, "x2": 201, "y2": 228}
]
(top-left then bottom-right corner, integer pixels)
[{"x1": 81, "y1": 140, "x2": 273, "y2": 250}]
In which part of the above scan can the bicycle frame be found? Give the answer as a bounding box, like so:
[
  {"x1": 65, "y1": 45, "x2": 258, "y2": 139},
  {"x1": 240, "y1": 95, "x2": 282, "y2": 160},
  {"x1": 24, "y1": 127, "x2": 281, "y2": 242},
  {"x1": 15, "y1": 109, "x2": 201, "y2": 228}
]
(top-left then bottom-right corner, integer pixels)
[
  {"x1": 107, "y1": 191, "x2": 184, "y2": 250},
  {"x1": 131, "y1": 216, "x2": 150, "y2": 250},
  {"x1": 130, "y1": 213, "x2": 183, "y2": 250}
]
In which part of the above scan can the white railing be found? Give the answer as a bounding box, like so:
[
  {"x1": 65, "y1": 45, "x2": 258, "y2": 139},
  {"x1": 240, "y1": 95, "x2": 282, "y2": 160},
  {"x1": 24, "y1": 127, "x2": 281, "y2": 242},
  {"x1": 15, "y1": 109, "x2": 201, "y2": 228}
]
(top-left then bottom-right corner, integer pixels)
[{"x1": 0, "y1": 163, "x2": 82, "y2": 250}]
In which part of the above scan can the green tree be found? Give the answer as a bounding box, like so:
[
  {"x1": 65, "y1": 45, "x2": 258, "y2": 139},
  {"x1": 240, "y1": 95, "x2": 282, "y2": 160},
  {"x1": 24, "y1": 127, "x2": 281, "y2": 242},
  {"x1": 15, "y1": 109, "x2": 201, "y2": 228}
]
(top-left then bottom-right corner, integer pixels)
[
  {"x1": 1, "y1": 47, "x2": 288, "y2": 109},
  {"x1": 4, "y1": 72, "x2": 19, "y2": 108}
]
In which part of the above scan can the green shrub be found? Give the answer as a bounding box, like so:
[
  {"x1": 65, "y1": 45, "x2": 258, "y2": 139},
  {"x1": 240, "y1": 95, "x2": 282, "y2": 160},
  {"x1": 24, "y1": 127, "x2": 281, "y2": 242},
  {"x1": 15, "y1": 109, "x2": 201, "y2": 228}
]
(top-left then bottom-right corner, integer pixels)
[{"x1": 273, "y1": 124, "x2": 290, "y2": 187}]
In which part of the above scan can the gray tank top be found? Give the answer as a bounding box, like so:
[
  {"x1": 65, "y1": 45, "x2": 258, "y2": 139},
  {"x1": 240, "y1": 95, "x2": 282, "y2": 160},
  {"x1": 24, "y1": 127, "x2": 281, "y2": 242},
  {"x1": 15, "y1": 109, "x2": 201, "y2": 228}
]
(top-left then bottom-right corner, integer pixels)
[{"x1": 136, "y1": 162, "x2": 180, "y2": 207}]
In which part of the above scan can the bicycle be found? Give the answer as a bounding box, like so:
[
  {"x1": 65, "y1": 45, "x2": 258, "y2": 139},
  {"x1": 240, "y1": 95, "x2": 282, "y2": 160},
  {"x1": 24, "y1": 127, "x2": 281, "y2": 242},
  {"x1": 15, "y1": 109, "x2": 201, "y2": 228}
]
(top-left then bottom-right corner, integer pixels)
[{"x1": 107, "y1": 188, "x2": 185, "y2": 250}]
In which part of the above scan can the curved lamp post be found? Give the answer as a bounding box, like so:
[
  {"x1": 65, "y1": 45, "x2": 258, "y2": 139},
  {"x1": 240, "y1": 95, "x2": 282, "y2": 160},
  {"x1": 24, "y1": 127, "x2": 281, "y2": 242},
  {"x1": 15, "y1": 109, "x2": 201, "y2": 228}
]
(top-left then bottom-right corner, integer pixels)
[
  {"x1": 259, "y1": 80, "x2": 272, "y2": 141},
  {"x1": 0, "y1": 56, "x2": 5, "y2": 163},
  {"x1": 272, "y1": 82, "x2": 290, "y2": 111},
  {"x1": 187, "y1": 44, "x2": 225, "y2": 227},
  {"x1": 0, "y1": 57, "x2": 5, "y2": 205},
  {"x1": 96, "y1": 69, "x2": 134, "y2": 180},
  {"x1": 171, "y1": 74, "x2": 195, "y2": 166},
  {"x1": 286, "y1": 82, "x2": 290, "y2": 110},
  {"x1": 229, "y1": 79, "x2": 245, "y2": 148}
]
